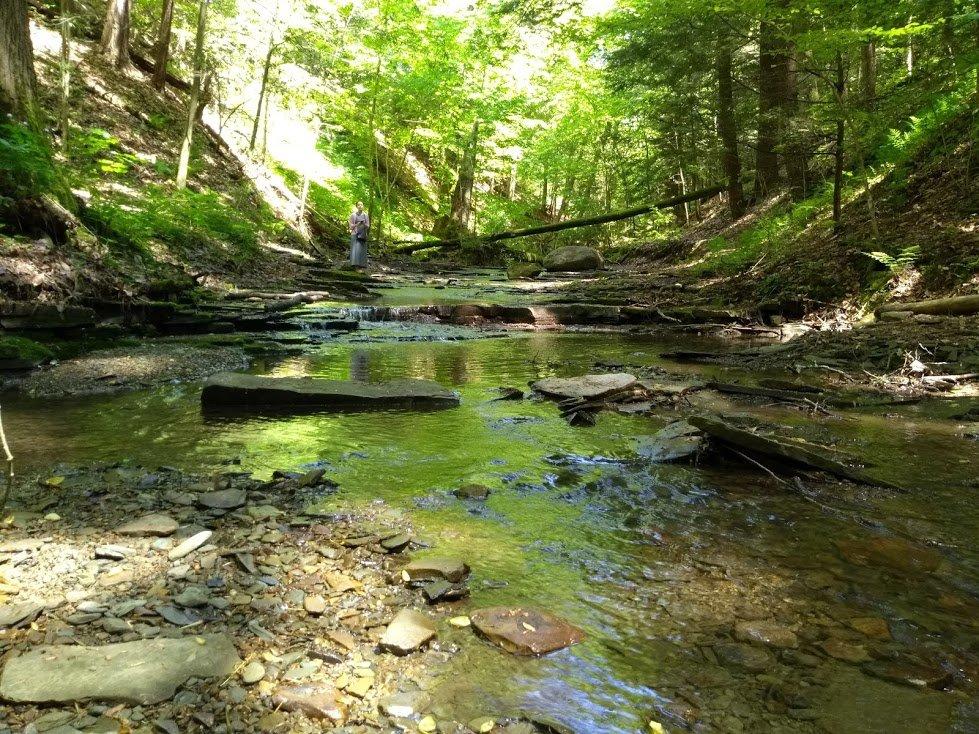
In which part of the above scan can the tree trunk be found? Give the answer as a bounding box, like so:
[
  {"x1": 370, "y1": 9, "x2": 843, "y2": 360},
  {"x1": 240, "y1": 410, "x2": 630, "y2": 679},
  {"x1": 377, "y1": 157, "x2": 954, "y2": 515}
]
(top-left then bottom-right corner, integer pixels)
[
  {"x1": 59, "y1": 0, "x2": 72, "y2": 150},
  {"x1": 754, "y1": 16, "x2": 782, "y2": 197},
  {"x1": 100, "y1": 0, "x2": 131, "y2": 70},
  {"x1": 176, "y1": 0, "x2": 207, "y2": 189},
  {"x1": 0, "y1": 0, "x2": 40, "y2": 124},
  {"x1": 860, "y1": 40, "x2": 876, "y2": 104},
  {"x1": 448, "y1": 120, "x2": 479, "y2": 230},
  {"x1": 783, "y1": 42, "x2": 810, "y2": 198},
  {"x1": 832, "y1": 51, "x2": 845, "y2": 233},
  {"x1": 152, "y1": 0, "x2": 175, "y2": 90},
  {"x1": 716, "y1": 36, "x2": 745, "y2": 219},
  {"x1": 250, "y1": 35, "x2": 275, "y2": 151}
]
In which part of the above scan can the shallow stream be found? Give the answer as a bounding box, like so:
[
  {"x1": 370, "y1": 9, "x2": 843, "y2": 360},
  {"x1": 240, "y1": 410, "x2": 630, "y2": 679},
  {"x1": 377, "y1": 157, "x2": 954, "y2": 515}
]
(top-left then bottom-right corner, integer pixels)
[{"x1": 5, "y1": 274, "x2": 978, "y2": 733}]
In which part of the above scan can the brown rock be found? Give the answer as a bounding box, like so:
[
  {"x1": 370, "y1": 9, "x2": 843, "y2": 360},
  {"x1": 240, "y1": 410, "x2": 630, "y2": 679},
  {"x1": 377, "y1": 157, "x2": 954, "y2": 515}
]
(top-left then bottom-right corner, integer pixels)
[
  {"x1": 469, "y1": 607, "x2": 584, "y2": 655},
  {"x1": 403, "y1": 557, "x2": 470, "y2": 583},
  {"x1": 379, "y1": 609, "x2": 437, "y2": 655},
  {"x1": 304, "y1": 595, "x2": 327, "y2": 616},
  {"x1": 820, "y1": 638, "x2": 870, "y2": 663},
  {"x1": 734, "y1": 620, "x2": 798, "y2": 649},
  {"x1": 115, "y1": 514, "x2": 178, "y2": 537},
  {"x1": 836, "y1": 537, "x2": 942, "y2": 575},
  {"x1": 272, "y1": 684, "x2": 346, "y2": 722},
  {"x1": 848, "y1": 616, "x2": 891, "y2": 640}
]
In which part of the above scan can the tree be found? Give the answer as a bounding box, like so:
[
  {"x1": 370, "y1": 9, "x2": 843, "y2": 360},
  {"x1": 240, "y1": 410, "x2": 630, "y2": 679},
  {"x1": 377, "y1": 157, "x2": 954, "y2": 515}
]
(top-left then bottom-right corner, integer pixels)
[
  {"x1": 59, "y1": 0, "x2": 73, "y2": 151},
  {"x1": 716, "y1": 31, "x2": 745, "y2": 218},
  {"x1": 250, "y1": 33, "x2": 278, "y2": 151},
  {"x1": 176, "y1": 0, "x2": 207, "y2": 189},
  {"x1": 152, "y1": 0, "x2": 176, "y2": 90},
  {"x1": 0, "y1": 0, "x2": 39, "y2": 124},
  {"x1": 100, "y1": 0, "x2": 132, "y2": 70}
]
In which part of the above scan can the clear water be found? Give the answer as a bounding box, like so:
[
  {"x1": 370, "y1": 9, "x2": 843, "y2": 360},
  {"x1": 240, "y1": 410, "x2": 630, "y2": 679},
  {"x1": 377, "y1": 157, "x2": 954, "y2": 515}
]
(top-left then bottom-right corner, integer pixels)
[{"x1": 5, "y1": 315, "x2": 978, "y2": 732}]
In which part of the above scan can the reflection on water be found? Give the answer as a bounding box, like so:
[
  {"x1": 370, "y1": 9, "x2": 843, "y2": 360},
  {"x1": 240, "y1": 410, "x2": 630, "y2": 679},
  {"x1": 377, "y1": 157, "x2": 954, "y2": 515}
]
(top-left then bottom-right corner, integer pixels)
[{"x1": 5, "y1": 331, "x2": 978, "y2": 732}]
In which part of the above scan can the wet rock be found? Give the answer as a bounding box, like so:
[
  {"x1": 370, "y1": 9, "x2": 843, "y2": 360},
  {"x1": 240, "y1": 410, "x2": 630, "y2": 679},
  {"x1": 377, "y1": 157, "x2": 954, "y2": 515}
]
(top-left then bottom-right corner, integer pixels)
[
  {"x1": 0, "y1": 634, "x2": 240, "y2": 704},
  {"x1": 637, "y1": 421, "x2": 704, "y2": 463},
  {"x1": 380, "y1": 532, "x2": 412, "y2": 553},
  {"x1": 403, "y1": 557, "x2": 470, "y2": 583},
  {"x1": 380, "y1": 609, "x2": 438, "y2": 655},
  {"x1": 542, "y1": 245, "x2": 604, "y2": 272},
  {"x1": 101, "y1": 617, "x2": 132, "y2": 635},
  {"x1": 0, "y1": 601, "x2": 44, "y2": 628},
  {"x1": 241, "y1": 661, "x2": 266, "y2": 685},
  {"x1": 421, "y1": 580, "x2": 469, "y2": 604},
  {"x1": 168, "y1": 530, "x2": 213, "y2": 560},
  {"x1": 115, "y1": 514, "x2": 178, "y2": 537},
  {"x1": 734, "y1": 620, "x2": 799, "y2": 649},
  {"x1": 848, "y1": 616, "x2": 891, "y2": 639},
  {"x1": 469, "y1": 607, "x2": 585, "y2": 655},
  {"x1": 836, "y1": 537, "x2": 942, "y2": 575},
  {"x1": 531, "y1": 373, "x2": 637, "y2": 401},
  {"x1": 820, "y1": 638, "x2": 870, "y2": 663},
  {"x1": 272, "y1": 684, "x2": 346, "y2": 721},
  {"x1": 453, "y1": 483, "x2": 491, "y2": 500},
  {"x1": 506, "y1": 262, "x2": 544, "y2": 280},
  {"x1": 714, "y1": 643, "x2": 775, "y2": 672},
  {"x1": 379, "y1": 690, "x2": 431, "y2": 717},
  {"x1": 863, "y1": 659, "x2": 952, "y2": 689},
  {"x1": 197, "y1": 488, "x2": 247, "y2": 510},
  {"x1": 201, "y1": 373, "x2": 460, "y2": 411}
]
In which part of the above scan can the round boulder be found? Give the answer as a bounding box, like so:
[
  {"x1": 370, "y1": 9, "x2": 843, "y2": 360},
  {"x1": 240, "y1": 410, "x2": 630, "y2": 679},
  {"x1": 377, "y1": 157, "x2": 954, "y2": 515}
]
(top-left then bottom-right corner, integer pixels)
[{"x1": 542, "y1": 246, "x2": 604, "y2": 272}]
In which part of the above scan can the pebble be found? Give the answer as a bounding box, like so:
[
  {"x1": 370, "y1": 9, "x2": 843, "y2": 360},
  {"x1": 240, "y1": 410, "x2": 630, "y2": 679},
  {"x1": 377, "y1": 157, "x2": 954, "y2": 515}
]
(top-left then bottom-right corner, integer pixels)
[
  {"x1": 304, "y1": 595, "x2": 327, "y2": 615},
  {"x1": 168, "y1": 530, "x2": 213, "y2": 561}
]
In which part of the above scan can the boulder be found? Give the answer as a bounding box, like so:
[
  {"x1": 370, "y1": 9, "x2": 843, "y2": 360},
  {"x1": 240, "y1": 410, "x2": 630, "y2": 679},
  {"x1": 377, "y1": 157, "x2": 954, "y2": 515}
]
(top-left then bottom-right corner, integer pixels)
[
  {"x1": 469, "y1": 607, "x2": 584, "y2": 655},
  {"x1": 542, "y1": 246, "x2": 604, "y2": 272},
  {"x1": 531, "y1": 373, "x2": 637, "y2": 401},
  {"x1": 0, "y1": 634, "x2": 240, "y2": 705},
  {"x1": 506, "y1": 262, "x2": 544, "y2": 280},
  {"x1": 380, "y1": 609, "x2": 437, "y2": 655},
  {"x1": 201, "y1": 373, "x2": 460, "y2": 412}
]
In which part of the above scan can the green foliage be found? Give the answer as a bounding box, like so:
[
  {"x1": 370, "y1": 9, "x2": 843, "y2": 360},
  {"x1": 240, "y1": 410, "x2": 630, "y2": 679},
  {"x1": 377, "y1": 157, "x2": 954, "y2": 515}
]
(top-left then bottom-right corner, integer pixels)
[
  {"x1": 0, "y1": 123, "x2": 59, "y2": 200},
  {"x1": 863, "y1": 245, "x2": 921, "y2": 273},
  {"x1": 0, "y1": 336, "x2": 54, "y2": 362}
]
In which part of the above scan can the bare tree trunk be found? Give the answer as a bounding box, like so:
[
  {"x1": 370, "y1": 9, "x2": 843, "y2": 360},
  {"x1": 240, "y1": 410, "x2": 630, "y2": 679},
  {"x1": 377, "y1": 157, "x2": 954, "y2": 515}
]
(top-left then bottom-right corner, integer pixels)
[
  {"x1": 0, "y1": 0, "x2": 39, "y2": 124},
  {"x1": 716, "y1": 35, "x2": 745, "y2": 218},
  {"x1": 860, "y1": 40, "x2": 876, "y2": 105},
  {"x1": 250, "y1": 35, "x2": 276, "y2": 151},
  {"x1": 755, "y1": 16, "x2": 782, "y2": 196},
  {"x1": 100, "y1": 0, "x2": 131, "y2": 70},
  {"x1": 176, "y1": 0, "x2": 207, "y2": 189},
  {"x1": 508, "y1": 160, "x2": 518, "y2": 199},
  {"x1": 59, "y1": 0, "x2": 72, "y2": 151},
  {"x1": 152, "y1": 0, "x2": 175, "y2": 90}
]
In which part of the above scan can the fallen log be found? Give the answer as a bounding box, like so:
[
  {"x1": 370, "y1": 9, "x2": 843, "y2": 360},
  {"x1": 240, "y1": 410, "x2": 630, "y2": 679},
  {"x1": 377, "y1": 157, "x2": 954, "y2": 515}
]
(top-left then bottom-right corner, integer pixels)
[
  {"x1": 687, "y1": 416, "x2": 903, "y2": 489},
  {"x1": 394, "y1": 184, "x2": 726, "y2": 254},
  {"x1": 877, "y1": 294, "x2": 979, "y2": 317}
]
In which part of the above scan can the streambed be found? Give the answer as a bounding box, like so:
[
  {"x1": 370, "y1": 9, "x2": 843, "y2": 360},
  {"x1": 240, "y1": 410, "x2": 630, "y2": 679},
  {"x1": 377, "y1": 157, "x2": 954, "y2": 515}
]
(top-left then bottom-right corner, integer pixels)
[{"x1": 4, "y1": 279, "x2": 978, "y2": 733}]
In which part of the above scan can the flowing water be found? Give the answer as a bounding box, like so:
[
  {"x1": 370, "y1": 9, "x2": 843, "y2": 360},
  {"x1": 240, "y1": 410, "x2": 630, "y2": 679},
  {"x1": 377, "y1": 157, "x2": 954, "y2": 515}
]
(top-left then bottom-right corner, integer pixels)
[{"x1": 4, "y1": 275, "x2": 978, "y2": 733}]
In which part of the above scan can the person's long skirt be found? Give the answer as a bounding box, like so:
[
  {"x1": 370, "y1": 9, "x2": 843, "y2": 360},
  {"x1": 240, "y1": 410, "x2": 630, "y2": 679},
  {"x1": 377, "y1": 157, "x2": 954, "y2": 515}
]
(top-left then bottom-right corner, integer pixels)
[{"x1": 350, "y1": 235, "x2": 367, "y2": 267}]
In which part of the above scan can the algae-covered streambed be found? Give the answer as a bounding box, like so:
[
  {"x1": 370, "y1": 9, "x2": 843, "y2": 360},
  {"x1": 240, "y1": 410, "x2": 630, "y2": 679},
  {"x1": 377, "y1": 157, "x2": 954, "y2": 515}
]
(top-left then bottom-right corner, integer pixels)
[{"x1": 5, "y1": 310, "x2": 979, "y2": 732}]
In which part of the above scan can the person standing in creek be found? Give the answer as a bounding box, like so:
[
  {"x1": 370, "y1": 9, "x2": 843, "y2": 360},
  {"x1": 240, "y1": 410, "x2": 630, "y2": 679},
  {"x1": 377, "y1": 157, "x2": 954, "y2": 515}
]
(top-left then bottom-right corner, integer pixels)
[{"x1": 348, "y1": 201, "x2": 370, "y2": 268}]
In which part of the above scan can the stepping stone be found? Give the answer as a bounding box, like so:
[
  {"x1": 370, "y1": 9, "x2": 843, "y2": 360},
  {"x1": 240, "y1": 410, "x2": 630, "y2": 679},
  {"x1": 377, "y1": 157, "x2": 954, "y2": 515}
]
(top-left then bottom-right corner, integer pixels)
[
  {"x1": 115, "y1": 514, "x2": 178, "y2": 537},
  {"x1": 201, "y1": 373, "x2": 460, "y2": 411},
  {"x1": 168, "y1": 530, "x2": 212, "y2": 560},
  {"x1": 0, "y1": 634, "x2": 240, "y2": 704},
  {"x1": 469, "y1": 607, "x2": 584, "y2": 655},
  {"x1": 530, "y1": 373, "x2": 637, "y2": 400},
  {"x1": 197, "y1": 489, "x2": 247, "y2": 510},
  {"x1": 403, "y1": 557, "x2": 470, "y2": 583},
  {"x1": 380, "y1": 609, "x2": 437, "y2": 655}
]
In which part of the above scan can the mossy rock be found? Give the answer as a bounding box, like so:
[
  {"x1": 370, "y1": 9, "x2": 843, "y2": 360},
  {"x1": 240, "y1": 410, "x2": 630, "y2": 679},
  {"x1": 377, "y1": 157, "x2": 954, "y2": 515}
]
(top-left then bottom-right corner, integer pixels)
[
  {"x1": 0, "y1": 336, "x2": 54, "y2": 370},
  {"x1": 506, "y1": 262, "x2": 544, "y2": 280}
]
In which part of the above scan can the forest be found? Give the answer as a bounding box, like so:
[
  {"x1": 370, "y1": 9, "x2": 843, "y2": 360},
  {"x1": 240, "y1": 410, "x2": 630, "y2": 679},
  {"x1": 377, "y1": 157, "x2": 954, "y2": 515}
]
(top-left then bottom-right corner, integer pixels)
[{"x1": 0, "y1": 0, "x2": 978, "y2": 732}]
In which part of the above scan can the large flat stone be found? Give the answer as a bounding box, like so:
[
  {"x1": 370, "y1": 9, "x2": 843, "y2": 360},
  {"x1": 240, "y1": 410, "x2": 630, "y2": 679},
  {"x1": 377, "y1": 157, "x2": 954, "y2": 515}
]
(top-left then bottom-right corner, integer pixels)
[
  {"x1": 403, "y1": 557, "x2": 470, "y2": 583},
  {"x1": 201, "y1": 372, "x2": 460, "y2": 412},
  {"x1": 469, "y1": 607, "x2": 584, "y2": 655},
  {"x1": 530, "y1": 373, "x2": 637, "y2": 401},
  {"x1": 115, "y1": 514, "x2": 178, "y2": 537},
  {"x1": 379, "y1": 609, "x2": 437, "y2": 655},
  {"x1": 0, "y1": 634, "x2": 240, "y2": 705}
]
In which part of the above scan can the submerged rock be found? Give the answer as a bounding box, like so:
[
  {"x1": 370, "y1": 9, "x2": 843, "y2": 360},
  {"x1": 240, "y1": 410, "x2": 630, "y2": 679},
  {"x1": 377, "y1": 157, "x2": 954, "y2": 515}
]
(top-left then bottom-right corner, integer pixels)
[
  {"x1": 469, "y1": 607, "x2": 584, "y2": 655},
  {"x1": 531, "y1": 373, "x2": 637, "y2": 401},
  {"x1": 380, "y1": 609, "x2": 437, "y2": 655},
  {"x1": 542, "y1": 246, "x2": 604, "y2": 272},
  {"x1": 453, "y1": 483, "x2": 491, "y2": 500},
  {"x1": 836, "y1": 536, "x2": 942, "y2": 575},
  {"x1": 734, "y1": 620, "x2": 799, "y2": 649},
  {"x1": 201, "y1": 372, "x2": 461, "y2": 411},
  {"x1": 637, "y1": 421, "x2": 704, "y2": 463},
  {"x1": 0, "y1": 634, "x2": 240, "y2": 704}
]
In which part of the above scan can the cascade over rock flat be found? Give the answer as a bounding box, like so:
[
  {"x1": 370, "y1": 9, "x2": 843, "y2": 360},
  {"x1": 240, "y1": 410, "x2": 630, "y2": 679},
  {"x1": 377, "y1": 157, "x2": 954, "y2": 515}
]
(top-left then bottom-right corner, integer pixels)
[
  {"x1": 0, "y1": 634, "x2": 240, "y2": 704},
  {"x1": 200, "y1": 372, "x2": 460, "y2": 411}
]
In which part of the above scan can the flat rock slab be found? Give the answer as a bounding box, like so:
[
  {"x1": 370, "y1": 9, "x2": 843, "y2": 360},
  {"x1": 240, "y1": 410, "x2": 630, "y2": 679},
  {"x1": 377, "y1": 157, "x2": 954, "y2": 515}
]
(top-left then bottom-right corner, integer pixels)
[
  {"x1": 115, "y1": 514, "x2": 178, "y2": 537},
  {"x1": 403, "y1": 557, "x2": 470, "y2": 583},
  {"x1": 197, "y1": 489, "x2": 247, "y2": 510},
  {"x1": 0, "y1": 602, "x2": 45, "y2": 629},
  {"x1": 531, "y1": 373, "x2": 637, "y2": 401},
  {"x1": 380, "y1": 609, "x2": 437, "y2": 655},
  {"x1": 637, "y1": 421, "x2": 704, "y2": 463},
  {"x1": 0, "y1": 634, "x2": 240, "y2": 705},
  {"x1": 469, "y1": 607, "x2": 584, "y2": 655},
  {"x1": 201, "y1": 372, "x2": 460, "y2": 411}
]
